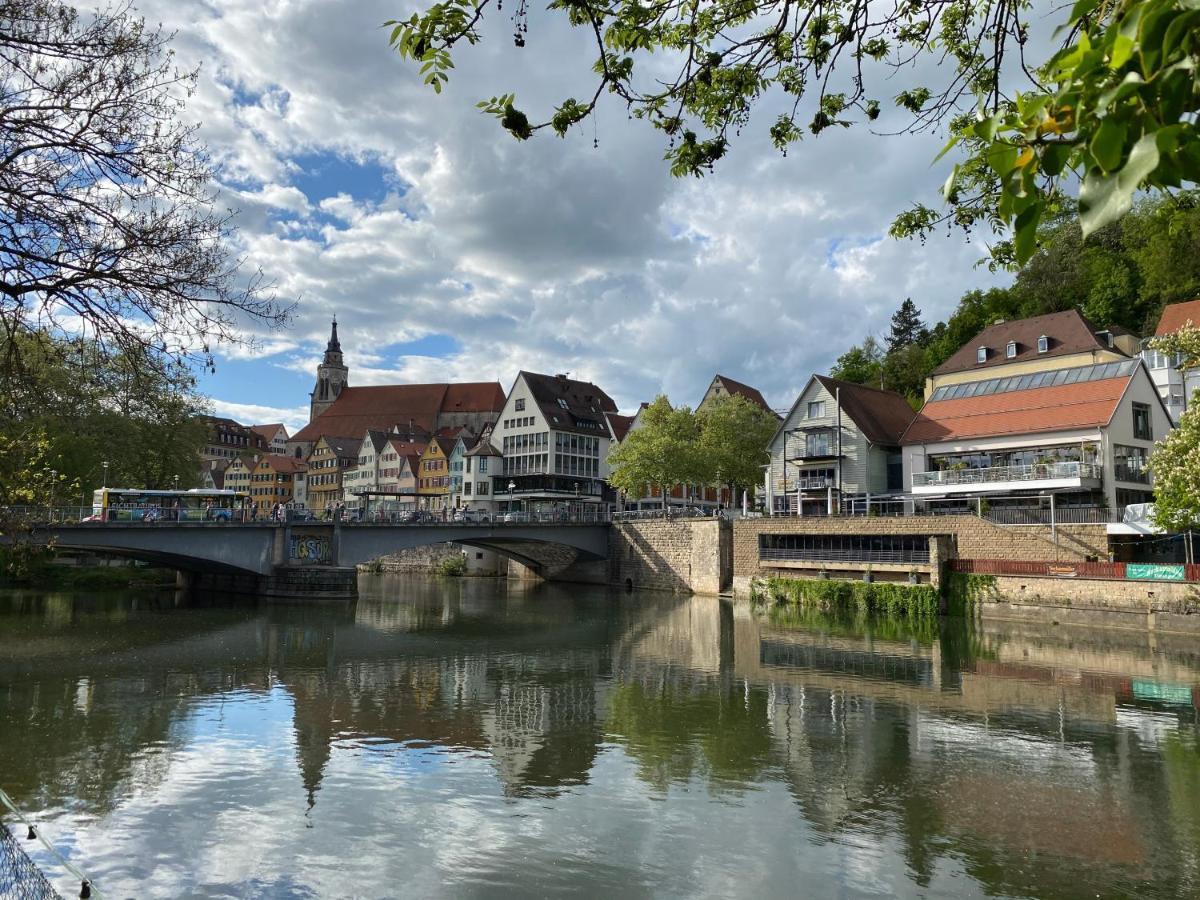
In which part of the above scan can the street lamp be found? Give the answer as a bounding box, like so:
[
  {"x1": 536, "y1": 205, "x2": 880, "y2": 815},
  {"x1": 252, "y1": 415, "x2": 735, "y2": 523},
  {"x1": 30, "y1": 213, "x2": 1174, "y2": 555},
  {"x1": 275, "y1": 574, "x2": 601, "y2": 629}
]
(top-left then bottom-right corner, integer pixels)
[
  {"x1": 49, "y1": 469, "x2": 56, "y2": 522},
  {"x1": 173, "y1": 474, "x2": 179, "y2": 491},
  {"x1": 507, "y1": 480, "x2": 516, "y2": 517},
  {"x1": 102, "y1": 460, "x2": 109, "y2": 488}
]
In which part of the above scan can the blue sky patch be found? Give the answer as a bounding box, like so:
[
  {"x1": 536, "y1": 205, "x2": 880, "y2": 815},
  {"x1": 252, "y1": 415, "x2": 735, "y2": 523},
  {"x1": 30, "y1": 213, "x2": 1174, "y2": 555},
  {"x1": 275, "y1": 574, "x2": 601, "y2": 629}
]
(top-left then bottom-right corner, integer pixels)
[{"x1": 291, "y1": 151, "x2": 398, "y2": 205}]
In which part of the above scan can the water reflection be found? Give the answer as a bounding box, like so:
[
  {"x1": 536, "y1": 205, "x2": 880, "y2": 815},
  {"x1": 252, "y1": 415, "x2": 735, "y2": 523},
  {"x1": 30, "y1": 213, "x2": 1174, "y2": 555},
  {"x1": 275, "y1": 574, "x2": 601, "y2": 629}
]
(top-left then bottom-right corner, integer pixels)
[{"x1": 1, "y1": 579, "x2": 1198, "y2": 898}]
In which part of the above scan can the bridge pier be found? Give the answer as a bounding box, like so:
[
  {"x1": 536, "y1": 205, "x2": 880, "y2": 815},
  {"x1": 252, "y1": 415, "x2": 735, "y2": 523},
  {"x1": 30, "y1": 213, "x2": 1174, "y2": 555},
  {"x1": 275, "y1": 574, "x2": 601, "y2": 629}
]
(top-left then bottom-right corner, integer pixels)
[{"x1": 187, "y1": 566, "x2": 358, "y2": 601}]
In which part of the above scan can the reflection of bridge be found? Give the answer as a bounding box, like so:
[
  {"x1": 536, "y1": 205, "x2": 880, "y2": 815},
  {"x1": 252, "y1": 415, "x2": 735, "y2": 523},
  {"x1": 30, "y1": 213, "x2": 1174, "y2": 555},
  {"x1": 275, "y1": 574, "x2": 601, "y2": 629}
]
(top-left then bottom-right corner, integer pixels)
[{"x1": 21, "y1": 522, "x2": 612, "y2": 598}]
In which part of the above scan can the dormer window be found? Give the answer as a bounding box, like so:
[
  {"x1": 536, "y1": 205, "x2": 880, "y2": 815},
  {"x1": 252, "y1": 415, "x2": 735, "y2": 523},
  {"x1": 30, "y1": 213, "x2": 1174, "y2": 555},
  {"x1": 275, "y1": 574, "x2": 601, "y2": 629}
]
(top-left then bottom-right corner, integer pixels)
[
  {"x1": 1006, "y1": 341, "x2": 1017, "y2": 359},
  {"x1": 1037, "y1": 335, "x2": 1049, "y2": 353},
  {"x1": 976, "y1": 346, "x2": 988, "y2": 364}
]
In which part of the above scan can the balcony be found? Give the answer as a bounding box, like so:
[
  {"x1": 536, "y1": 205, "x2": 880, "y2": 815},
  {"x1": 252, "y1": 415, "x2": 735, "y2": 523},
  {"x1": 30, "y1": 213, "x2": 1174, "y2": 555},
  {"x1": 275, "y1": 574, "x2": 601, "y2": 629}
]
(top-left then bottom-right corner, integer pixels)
[
  {"x1": 911, "y1": 461, "x2": 1102, "y2": 496},
  {"x1": 1114, "y1": 463, "x2": 1151, "y2": 485},
  {"x1": 773, "y1": 476, "x2": 834, "y2": 494}
]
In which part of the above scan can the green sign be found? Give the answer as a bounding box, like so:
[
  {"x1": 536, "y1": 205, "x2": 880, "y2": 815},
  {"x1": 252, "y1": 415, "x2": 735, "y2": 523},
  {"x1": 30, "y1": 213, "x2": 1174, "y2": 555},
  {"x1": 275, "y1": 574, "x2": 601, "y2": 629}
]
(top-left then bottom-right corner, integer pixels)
[{"x1": 1126, "y1": 563, "x2": 1186, "y2": 581}]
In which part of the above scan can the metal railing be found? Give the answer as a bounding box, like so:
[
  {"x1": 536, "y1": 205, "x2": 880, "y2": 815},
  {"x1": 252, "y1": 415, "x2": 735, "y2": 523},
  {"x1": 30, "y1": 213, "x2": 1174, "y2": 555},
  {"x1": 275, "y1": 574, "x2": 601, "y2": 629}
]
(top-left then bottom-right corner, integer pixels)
[
  {"x1": 0, "y1": 506, "x2": 615, "y2": 526},
  {"x1": 1114, "y1": 464, "x2": 1151, "y2": 485},
  {"x1": 612, "y1": 507, "x2": 721, "y2": 521},
  {"x1": 911, "y1": 461, "x2": 1102, "y2": 488}
]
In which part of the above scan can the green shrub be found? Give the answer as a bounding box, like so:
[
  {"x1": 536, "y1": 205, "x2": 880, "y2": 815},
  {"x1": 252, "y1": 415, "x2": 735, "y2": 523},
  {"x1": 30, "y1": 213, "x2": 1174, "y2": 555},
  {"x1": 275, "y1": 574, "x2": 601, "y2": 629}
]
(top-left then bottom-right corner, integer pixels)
[
  {"x1": 438, "y1": 554, "x2": 467, "y2": 576},
  {"x1": 942, "y1": 572, "x2": 996, "y2": 617},
  {"x1": 760, "y1": 575, "x2": 939, "y2": 619}
]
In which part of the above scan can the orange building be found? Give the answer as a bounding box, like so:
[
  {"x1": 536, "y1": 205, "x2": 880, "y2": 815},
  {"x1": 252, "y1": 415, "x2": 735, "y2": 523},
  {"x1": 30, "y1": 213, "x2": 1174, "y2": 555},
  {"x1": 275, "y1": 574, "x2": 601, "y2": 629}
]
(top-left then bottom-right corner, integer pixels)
[{"x1": 250, "y1": 455, "x2": 307, "y2": 515}]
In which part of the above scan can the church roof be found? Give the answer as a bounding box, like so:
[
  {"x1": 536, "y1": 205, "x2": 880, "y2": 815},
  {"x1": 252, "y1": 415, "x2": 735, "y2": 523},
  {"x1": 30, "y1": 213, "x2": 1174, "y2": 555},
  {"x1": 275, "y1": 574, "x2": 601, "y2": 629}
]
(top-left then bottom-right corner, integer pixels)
[{"x1": 292, "y1": 382, "x2": 505, "y2": 443}]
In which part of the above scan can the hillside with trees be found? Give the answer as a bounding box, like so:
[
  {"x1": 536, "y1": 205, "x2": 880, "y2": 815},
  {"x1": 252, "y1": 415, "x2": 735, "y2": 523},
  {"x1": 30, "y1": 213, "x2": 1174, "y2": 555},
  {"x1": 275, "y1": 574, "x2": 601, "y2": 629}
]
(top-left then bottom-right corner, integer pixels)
[{"x1": 832, "y1": 192, "x2": 1200, "y2": 406}]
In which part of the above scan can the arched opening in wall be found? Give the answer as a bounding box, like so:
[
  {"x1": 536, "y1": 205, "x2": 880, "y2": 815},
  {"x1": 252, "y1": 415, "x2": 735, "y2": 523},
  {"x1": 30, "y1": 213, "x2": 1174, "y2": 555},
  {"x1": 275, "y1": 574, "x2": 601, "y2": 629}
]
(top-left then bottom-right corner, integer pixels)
[{"x1": 624, "y1": 578, "x2": 633, "y2": 592}]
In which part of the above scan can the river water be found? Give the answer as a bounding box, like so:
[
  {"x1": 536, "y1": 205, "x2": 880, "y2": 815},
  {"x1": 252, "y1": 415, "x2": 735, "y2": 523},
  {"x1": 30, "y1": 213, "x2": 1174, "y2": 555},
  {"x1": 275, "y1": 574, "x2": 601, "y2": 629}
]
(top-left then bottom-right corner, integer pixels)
[{"x1": 1, "y1": 576, "x2": 1198, "y2": 899}]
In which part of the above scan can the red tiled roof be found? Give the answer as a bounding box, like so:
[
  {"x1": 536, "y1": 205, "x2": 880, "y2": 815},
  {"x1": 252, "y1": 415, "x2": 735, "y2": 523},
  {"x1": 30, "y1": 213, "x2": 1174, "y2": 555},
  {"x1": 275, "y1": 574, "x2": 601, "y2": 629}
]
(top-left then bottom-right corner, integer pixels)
[
  {"x1": 251, "y1": 423, "x2": 286, "y2": 441},
  {"x1": 291, "y1": 382, "x2": 503, "y2": 444},
  {"x1": 606, "y1": 413, "x2": 635, "y2": 442},
  {"x1": 932, "y1": 310, "x2": 1124, "y2": 376},
  {"x1": 713, "y1": 375, "x2": 776, "y2": 416},
  {"x1": 813, "y1": 376, "x2": 916, "y2": 445},
  {"x1": 442, "y1": 382, "x2": 507, "y2": 413},
  {"x1": 257, "y1": 454, "x2": 307, "y2": 474},
  {"x1": 1155, "y1": 299, "x2": 1200, "y2": 336},
  {"x1": 901, "y1": 377, "x2": 1131, "y2": 444},
  {"x1": 386, "y1": 436, "x2": 427, "y2": 457}
]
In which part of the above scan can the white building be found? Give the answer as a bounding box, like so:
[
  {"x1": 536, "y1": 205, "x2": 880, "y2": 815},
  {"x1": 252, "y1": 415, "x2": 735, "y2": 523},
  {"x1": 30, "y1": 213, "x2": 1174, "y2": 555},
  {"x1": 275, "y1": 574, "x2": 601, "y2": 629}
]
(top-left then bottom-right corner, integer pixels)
[
  {"x1": 1144, "y1": 298, "x2": 1200, "y2": 424},
  {"x1": 902, "y1": 358, "x2": 1169, "y2": 514},
  {"x1": 766, "y1": 376, "x2": 915, "y2": 516},
  {"x1": 490, "y1": 372, "x2": 619, "y2": 515}
]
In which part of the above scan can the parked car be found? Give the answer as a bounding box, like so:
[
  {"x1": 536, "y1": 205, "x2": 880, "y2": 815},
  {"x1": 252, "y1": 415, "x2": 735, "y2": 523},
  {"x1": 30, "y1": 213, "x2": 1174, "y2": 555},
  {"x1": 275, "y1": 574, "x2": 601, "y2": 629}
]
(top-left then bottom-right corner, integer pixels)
[
  {"x1": 503, "y1": 511, "x2": 529, "y2": 524},
  {"x1": 453, "y1": 508, "x2": 491, "y2": 524}
]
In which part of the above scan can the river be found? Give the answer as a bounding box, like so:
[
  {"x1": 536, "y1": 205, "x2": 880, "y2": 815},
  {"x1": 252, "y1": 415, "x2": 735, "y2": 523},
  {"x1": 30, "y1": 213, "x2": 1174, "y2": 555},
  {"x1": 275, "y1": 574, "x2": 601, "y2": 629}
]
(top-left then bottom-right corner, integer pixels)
[{"x1": 1, "y1": 575, "x2": 1198, "y2": 898}]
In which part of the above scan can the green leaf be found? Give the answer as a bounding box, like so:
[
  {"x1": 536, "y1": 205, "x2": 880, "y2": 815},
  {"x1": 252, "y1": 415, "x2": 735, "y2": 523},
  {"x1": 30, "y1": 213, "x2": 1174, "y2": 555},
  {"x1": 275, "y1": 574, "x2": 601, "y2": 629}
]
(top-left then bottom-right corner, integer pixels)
[
  {"x1": 1089, "y1": 116, "x2": 1127, "y2": 172},
  {"x1": 1013, "y1": 200, "x2": 1044, "y2": 265},
  {"x1": 1041, "y1": 142, "x2": 1073, "y2": 177},
  {"x1": 1079, "y1": 132, "x2": 1161, "y2": 236}
]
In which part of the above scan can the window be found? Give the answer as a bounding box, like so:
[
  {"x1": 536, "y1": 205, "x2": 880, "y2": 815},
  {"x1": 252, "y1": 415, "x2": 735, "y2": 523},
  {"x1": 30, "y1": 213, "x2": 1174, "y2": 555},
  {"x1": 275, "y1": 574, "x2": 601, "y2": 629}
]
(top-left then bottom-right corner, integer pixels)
[
  {"x1": 478, "y1": 481, "x2": 489, "y2": 495},
  {"x1": 1037, "y1": 334, "x2": 1049, "y2": 353},
  {"x1": 558, "y1": 398, "x2": 569, "y2": 409},
  {"x1": 976, "y1": 346, "x2": 988, "y2": 363},
  {"x1": 515, "y1": 398, "x2": 525, "y2": 411},
  {"x1": 805, "y1": 431, "x2": 832, "y2": 456},
  {"x1": 1133, "y1": 402, "x2": 1152, "y2": 440},
  {"x1": 1006, "y1": 341, "x2": 1017, "y2": 359},
  {"x1": 807, "y1": 401, "x2": 825, "y2": 419}
]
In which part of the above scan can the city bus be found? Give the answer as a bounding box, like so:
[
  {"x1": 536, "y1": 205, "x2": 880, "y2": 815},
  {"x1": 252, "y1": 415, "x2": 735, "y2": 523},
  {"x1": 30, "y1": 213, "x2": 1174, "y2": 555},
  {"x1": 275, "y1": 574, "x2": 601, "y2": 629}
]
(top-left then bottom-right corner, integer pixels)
[{"x1": 89, "y1": 488, "x2": 249, "y2": 522}]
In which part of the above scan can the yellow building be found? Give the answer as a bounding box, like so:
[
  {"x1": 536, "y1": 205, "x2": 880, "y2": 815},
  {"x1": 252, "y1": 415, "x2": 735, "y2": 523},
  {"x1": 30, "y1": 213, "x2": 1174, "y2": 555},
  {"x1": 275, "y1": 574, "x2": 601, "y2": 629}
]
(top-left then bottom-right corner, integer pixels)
[
  {"x1": 222, "y1": 455, "x2": 258, "y2": 496},
  {"x1": 417, "y1": 437, "x2": 453, "y2": 511},
  {"x1": 306, "y1": 435, "x2": 362, "y2": 517},
  {"x1": 923, "y1": 309, "x2": 1137, "y2": 399},
  {"x1": 250, "y1": 455, "x2": 307, "y2": 515}
]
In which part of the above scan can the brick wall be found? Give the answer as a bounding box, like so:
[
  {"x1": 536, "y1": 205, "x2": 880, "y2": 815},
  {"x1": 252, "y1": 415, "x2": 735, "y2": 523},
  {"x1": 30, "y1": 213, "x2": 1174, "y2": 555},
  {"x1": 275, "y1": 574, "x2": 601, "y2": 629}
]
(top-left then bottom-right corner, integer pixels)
[
  {"x1": 732, "y1": 516, "x2": 1110, "y2": 590},
  {"x1": 610, "y1": 519, "x2": 730, "y2": 594}
]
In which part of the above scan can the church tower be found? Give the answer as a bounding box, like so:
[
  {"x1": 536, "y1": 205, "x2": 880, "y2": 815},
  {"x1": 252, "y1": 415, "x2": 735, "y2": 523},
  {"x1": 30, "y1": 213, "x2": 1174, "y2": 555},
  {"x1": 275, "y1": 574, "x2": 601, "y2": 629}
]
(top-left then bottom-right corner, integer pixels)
[{"x1": 309, "y1": 318, "x2": 349, "y2": 423}]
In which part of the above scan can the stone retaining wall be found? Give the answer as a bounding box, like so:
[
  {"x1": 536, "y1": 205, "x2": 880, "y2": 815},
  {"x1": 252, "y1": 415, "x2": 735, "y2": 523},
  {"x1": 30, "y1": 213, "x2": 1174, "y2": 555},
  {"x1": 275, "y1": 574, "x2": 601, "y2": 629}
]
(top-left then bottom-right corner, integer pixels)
[
  {"x1": 732, "y1": 516, "x2": 1109, "y2": 592},
  {"x1": 363, "y1": 543, "x2": 464, "y2": 574},
  {"x1": 610, "y1": 519, "x2": 730, "y2": 594}
]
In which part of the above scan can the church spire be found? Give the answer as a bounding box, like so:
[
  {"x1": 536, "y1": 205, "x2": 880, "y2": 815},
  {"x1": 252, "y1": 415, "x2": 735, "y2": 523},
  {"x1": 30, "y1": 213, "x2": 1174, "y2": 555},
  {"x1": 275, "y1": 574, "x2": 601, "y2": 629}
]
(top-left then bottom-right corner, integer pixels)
[
  {"x1": 327, "y1": 316, "x2": 341, "y2": 353},
  {"x1": 310, "y1": 315, "x2": 349, "y2": 423}
]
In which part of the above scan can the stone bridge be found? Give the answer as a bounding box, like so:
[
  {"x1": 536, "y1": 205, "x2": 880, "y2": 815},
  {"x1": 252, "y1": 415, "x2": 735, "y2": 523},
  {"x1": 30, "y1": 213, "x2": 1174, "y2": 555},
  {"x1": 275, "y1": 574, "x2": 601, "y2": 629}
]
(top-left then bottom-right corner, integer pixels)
[{"x1": 20, "y1": 522, "x2": 612, "y2": 599}]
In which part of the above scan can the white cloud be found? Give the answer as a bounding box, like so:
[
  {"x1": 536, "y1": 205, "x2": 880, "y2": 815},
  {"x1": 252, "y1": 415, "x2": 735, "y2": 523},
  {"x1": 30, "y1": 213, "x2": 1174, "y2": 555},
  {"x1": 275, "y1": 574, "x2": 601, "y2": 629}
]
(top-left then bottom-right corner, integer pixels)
[
  {"x1": 136, "y1": 0, "x2": 1010, "y2": 416},
  {"x1": 208, "y1": 398, "x2": 310, "y2": 434}
]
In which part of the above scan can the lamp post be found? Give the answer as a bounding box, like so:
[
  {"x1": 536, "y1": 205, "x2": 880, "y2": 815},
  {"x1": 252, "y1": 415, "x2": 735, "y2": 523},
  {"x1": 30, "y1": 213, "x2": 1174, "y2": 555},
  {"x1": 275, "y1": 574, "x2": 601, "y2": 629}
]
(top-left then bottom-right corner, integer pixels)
[
  {"x1": 102, "y1": 460, "x2": 109, "y2": 488},
  {"x1": 49, "y1": 469, "x2": 56, "y2": 522},
  {"x1": 575, "y1": 481, "x2": 581, "y2": 522},
  {"x1": 508, "y1": 480, "x2": 516, "y2": 517},
  {"x1": 173, "y1": 474, "x2": 179, "y2": 491}
]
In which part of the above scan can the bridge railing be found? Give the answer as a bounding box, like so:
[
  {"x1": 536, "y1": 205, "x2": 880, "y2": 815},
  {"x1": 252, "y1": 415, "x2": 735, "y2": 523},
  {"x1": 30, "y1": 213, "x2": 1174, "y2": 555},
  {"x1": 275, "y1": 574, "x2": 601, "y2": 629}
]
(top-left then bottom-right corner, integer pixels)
[{"x1": 1, "y1": 506, "x2": 616, "y2": 526}]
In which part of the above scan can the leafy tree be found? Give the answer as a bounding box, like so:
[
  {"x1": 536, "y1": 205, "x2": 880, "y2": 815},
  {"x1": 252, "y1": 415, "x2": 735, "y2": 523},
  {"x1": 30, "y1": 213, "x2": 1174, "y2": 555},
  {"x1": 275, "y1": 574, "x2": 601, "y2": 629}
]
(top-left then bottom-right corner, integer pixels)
[
  {"x1": 831, "y1": 337, "x2": 884, "y2": 387},
  {"x1": 0, "y1": 330, "x2": 207, "y2": 506},
  {"x1": 1, "y1": 0, "x2": 287, "y2": 372},
  {"x1": 881, "y1": 343, "x2": 929, "y2": 406},
  {"x1": 1148, "y1": 325, "x2": 1200, "y2": 531},
  {"x1": 695, "y1": 394, "x2": 780, "y2": 505},
  {"x1": 607, "y1": 395, "x2": 700, "y2": 509},
  {"x1": 387, "y1": 0, "x2": 1200, "y2": 263},
  {"x1": 886, "y1": 299, "x2": 927, "y2": 354}
]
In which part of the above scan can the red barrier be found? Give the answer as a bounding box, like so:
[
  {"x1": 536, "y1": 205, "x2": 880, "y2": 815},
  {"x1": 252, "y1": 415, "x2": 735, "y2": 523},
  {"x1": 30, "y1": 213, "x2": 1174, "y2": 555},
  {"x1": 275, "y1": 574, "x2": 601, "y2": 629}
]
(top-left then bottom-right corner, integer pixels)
[{"x1": 950, "y1": 559, "x2": 1131, "y2": 579}]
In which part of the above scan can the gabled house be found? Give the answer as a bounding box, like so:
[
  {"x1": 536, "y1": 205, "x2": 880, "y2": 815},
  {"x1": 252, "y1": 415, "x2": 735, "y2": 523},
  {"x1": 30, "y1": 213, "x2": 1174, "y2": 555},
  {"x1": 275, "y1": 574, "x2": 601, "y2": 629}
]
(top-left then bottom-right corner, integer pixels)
[
  {"x1": 417, "y1": 436, "x2": 454, "y2": 512},
  {"x1": 696, "y1": 374, "x2": 779, "y2": 418},
  {"x1": 491, "y1": 371, "x2": 619, "y2": 515},
  {"x1": 222, "y1": 454, "x2": 259, "y2": 496},
  {"x1": 447, "y1": 434, "x2": 470, "y2": 509},
  {"x1": 1144, "y1": 297, "x2": 1200, "y2": 423},
  {"x1": 306, "y1": 435, "x2": 361, "y2": 516},
  {"x1": 251, "y1": 424, "x2": 289, "y2": 454},
  {"x1": 250, "y1": 455, "x2": 306, "y2": 513},
  {"x1": 902, "y1": 356, "x2": 1170, "y2": 513},
  {"x1": 344, "y1": 429, "x2": 391, "y2": 512},
  {"x1": 766, "y1": 376, "x2": 916, "y2": 516},
  {"x1": 925, "y1": 309, "x2": 1138, "y2": 400},
  {"x1": 463, "y1": 435, "x2": 500, "y2": 514}
]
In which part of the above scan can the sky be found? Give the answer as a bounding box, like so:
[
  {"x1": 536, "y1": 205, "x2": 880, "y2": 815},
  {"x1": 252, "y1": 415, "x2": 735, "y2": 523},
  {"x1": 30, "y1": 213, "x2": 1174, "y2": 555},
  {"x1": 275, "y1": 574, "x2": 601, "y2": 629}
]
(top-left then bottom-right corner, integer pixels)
[{"x1": 139, "y1": 0, "x2": 1012, "y2": 434}]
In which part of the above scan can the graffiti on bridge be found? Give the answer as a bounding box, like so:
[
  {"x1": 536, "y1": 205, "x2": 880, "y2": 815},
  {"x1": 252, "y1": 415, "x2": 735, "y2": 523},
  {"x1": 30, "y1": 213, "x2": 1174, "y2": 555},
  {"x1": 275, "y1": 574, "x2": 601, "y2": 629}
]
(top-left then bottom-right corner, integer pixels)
[{"x1": 289, "y1": 530, "x2": 333, "y2": 565}]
